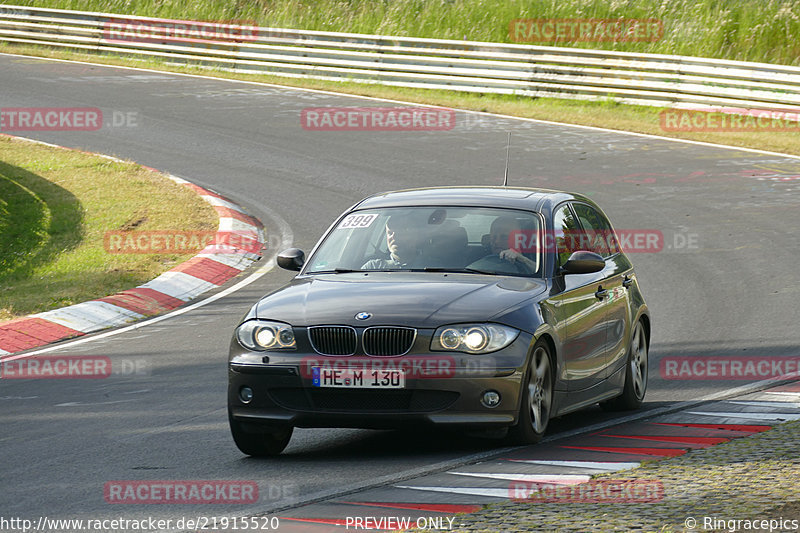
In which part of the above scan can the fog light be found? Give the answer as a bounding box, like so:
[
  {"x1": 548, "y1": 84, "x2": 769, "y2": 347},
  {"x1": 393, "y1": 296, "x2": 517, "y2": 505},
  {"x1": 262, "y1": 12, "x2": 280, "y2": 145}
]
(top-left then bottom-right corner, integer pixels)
[
  {"x1": 239, "y1": 386, "x2": 254, "y2": 404},
  {"x1": 481, "y1": 390, "x2": 501, "y2": 408}
]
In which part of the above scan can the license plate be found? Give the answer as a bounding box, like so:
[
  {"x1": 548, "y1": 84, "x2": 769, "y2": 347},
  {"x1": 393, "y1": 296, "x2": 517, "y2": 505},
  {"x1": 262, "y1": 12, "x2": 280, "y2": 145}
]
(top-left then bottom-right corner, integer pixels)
[{"x1": 312, "y1": 367, "x2": 405, "y2": 389}]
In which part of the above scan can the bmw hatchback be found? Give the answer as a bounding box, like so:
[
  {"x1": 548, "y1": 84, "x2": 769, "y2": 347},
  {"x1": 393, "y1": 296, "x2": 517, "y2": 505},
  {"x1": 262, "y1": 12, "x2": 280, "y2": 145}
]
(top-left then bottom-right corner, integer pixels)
[{"x1": 228, "y1": 187, "x2": 650, "y2": 455}]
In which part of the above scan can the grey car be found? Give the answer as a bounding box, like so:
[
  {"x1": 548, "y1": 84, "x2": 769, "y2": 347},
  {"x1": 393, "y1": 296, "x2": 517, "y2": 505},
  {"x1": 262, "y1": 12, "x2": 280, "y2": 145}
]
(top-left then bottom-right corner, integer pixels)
[{"x1": 228, "y1": 187, "x2": 650, "y2": 455}]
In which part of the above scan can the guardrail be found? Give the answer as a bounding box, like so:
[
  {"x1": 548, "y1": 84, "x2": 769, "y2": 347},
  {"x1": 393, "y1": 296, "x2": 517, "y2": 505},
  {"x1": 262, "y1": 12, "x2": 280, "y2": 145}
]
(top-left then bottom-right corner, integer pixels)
[{"x1": 1, "y1": 4, "x2": 799, "y2": 112}]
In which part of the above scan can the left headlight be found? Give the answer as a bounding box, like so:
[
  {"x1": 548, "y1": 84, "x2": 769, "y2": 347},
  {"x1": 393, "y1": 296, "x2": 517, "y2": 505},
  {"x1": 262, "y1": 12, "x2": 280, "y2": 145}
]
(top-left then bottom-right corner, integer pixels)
[
  {"x1": 236, "y1": 320, "x2": 296, "y2": 351},
  {"x1": 431, "y1": 324, "x2": 519, "y2": 354}
]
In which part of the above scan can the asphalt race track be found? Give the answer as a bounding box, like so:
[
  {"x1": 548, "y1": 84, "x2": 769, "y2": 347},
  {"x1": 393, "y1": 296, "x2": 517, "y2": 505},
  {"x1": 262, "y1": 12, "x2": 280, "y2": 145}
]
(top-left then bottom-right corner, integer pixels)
[{"x1": 1, "y1": 53, "x2": 799, "y2": 527}]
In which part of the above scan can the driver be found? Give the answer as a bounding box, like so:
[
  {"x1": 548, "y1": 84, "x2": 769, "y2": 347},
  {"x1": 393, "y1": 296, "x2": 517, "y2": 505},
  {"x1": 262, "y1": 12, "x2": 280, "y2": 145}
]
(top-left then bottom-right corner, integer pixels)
[
  {"x1": 486, "y1": 216, "x2": 537, "y2": 272},
  {"x1": 361, "y1": 213, "x2": 424, "y2": 269}
]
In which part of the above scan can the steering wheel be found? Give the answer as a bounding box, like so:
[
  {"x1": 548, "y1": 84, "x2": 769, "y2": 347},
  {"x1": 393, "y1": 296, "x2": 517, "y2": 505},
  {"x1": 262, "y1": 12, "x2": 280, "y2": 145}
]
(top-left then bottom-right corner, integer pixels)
[{"x1": 467, "y1": 254, "x2": 531, "y2": 275}]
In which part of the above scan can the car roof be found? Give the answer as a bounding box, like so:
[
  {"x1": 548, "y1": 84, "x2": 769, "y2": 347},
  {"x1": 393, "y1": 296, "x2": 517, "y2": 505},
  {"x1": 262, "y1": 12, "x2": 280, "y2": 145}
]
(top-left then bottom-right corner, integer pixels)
[{"x1": 353, "y1": 186, "x2": 592, "y2": 212}]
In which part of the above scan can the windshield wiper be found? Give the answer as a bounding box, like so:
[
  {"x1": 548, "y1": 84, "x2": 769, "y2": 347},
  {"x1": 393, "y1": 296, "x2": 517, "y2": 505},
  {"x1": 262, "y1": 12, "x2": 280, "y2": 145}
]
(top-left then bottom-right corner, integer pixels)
[
  {"x1": 421, "y1": 267, "x2": 497, "y2": 275},
  {"x1": 307, "y1": 268, "x2": 362, "y2": 274}
]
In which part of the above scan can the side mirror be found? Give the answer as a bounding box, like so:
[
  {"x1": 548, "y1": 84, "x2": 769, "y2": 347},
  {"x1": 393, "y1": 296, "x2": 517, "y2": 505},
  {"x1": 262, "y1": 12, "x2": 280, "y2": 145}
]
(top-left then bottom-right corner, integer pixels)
[
  {"x1": 277, "y1": 248, "x2": 305, "y2": 271},
  {"x1": 561, "y1": 251, "x2": 605, "y2": 275}
]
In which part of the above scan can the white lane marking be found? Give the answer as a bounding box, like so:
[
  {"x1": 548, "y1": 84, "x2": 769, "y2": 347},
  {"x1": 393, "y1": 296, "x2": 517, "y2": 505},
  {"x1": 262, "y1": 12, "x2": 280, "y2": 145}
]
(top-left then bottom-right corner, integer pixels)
[
  {"x1": 449, "y1": 472, "x2": 590, "y2": 484},
  {"x1": 217, "y1": 217, "x2": 259, "y2": 233},
  {"x1": 3, "y1": 51, "x2": 800, "y2": 162},
  {"x1": 196, "y1": 252, "x2": 259, "y2": 269},
  {"x1": 686, "y1": 411, "x2": 800, "y2": 421},
  {"x1": 55, "y1": 399, "x2": 138, "y2": 406},
  {"x1": 193, "y1": 254, "x2": 247, "y2": 271},
  {"x1": 203, "y1": 195, "x2": 249, "y2": 211},
  {"x1": 508, "y1": 460, "x2": 640, "y2": 471},
  {"x1": 166, "y1": 175, "x2": 190, "y2": 185},
  {"x1": 763, "y1": 391, "x2": 800, "y2": 399},
  {"x1": 32, "y1": 300, "x2": 144, "y2": 333},
  {"x1": 0, "y1": 396, "x2": 39, "y2": 400},
  {"x1": 725, "y1": 400, "x2": 800, "y2": 408},
  {"x1": 138, "y1": 271, "x2": 217, "y2": 301},
  {"x1": 0, "y1": 261, "x2": 280, "y2": 363},
  {"x1": 395, "y1": 486, "x2": 511, "y2": 498}
]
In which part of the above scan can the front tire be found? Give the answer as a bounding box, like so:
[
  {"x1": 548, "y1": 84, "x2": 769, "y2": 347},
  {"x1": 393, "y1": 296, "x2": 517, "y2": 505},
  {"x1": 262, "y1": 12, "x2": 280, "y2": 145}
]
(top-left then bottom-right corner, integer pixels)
[
  {"x1": 229, "y1": 410, "x2": 293, "y2": 456},
  {"x1": 601, "y1": 319, "x2": 648, "y2": 411},
  {"x1": 507, "y1": 341, "x2": 553, "y2": 444}
]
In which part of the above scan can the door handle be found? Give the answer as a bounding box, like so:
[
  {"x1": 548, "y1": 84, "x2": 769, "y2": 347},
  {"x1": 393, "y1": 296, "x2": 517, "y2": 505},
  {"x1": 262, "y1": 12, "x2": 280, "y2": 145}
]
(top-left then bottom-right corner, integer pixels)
[
  {"x1": 595, "y1": 287, "x2": 608, "y2": 300},
  {"x1": 622, "y1": 275, "x2": 633, "y2": 288}
]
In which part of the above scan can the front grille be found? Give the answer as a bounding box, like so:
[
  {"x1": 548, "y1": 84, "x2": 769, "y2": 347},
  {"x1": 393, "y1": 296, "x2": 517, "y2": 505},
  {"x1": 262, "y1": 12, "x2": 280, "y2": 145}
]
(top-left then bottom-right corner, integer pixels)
[
  {"x1": 311, "y1": 390, "x2": 413, "y2": 411},
  {"x1": 363, "y1": 327, "x2": 416, "y2": 356},
  {"x1": 308, "y1": 326, "x2": 357, "y2": 355}
]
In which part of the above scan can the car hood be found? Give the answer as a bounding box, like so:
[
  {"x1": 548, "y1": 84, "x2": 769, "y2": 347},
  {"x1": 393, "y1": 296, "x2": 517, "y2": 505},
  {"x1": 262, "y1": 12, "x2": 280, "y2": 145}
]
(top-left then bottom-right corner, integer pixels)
[{"x1": 255, "y1": 273, "x2": 546, "y2": 328}]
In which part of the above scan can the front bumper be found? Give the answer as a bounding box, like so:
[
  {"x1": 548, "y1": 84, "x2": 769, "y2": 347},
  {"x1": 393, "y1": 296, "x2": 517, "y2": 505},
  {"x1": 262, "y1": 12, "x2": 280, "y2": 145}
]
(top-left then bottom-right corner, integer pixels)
[{"x1": 228, "y1": 361, "x2": 525, "y2": 430}]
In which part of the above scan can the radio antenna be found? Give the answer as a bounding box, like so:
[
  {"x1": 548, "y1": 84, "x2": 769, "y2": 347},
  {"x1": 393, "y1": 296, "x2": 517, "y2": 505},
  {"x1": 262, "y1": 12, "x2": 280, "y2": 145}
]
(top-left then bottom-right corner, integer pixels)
[{"x1": 503, "y1": 132, "x2": 511, "y2": 187}]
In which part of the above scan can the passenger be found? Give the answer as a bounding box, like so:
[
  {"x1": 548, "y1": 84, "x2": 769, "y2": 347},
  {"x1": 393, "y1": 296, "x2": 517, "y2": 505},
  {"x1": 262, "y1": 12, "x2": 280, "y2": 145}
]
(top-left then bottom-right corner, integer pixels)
[{"x1": 479, "y1": 216, "x2": 537, "y2": 273}]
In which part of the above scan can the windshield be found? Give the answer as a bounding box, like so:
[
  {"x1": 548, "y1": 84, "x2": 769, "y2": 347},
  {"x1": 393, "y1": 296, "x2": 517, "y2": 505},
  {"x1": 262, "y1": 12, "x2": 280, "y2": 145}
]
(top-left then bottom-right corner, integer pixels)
[{"x1": 305, "y1": 206, "x2": 543, "y2": 277}]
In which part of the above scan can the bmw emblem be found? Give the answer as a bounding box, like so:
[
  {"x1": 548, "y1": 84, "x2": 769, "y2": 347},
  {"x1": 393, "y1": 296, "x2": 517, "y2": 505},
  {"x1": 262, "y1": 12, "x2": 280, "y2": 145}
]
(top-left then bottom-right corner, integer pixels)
[{"x1": 355, "y1": 312, "x2": 372, "y2": 321}]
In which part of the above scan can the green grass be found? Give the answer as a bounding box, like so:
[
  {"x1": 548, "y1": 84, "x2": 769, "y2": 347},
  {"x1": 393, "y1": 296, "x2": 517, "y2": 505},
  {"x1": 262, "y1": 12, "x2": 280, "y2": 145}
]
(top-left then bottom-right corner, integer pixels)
[
  {"x1": 0, "y1": 137, "x2": 218, "y2": 322},
  {"x1": 0, "y1": 171, "x2": 50, "y2": 278},
  {"x1": 11, "y1": 0, "x2": 800, "y2": 65}
]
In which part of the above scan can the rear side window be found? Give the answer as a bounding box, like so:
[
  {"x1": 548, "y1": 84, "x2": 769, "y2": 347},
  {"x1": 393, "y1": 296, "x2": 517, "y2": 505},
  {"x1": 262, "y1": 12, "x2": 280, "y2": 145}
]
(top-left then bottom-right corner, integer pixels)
[
  {"x1": 553, "y1": 204, "x2": 579, "y2": 266},
  {"x1": 572, "y1": 203, "x2": 619, "y2": 257}
]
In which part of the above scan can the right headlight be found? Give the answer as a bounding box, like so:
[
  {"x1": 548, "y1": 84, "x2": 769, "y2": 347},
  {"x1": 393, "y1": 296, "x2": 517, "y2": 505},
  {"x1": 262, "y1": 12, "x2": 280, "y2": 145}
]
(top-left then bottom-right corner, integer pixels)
[
  {"x1": 431, "y1": 324, "x2": 519, "y2": 354},
  {"x1": 236, "y1": 320, "x2": 296, "y2": 351}
]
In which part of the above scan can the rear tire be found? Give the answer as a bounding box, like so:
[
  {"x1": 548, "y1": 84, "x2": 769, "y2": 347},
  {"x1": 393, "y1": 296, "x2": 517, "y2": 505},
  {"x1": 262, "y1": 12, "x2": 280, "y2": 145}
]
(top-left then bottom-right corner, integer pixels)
[
  {"x1": 228, "y1": 410, "x2": 292, "y2": 456},
  {"x1": 600, "y1": 320, "x2": 648, "y2": 411},
  {"x1": 507, "y1": 341, "x2": 553, "y2": 445}
]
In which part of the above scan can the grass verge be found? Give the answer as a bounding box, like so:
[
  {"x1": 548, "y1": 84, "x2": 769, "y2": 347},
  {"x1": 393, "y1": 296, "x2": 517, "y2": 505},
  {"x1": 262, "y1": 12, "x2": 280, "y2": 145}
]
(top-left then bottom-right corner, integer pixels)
[
  {"x1": 0, "y1": 135, "x2": 217, "y2": 322},
  {"x1": 2, "y1": 42, "x2": 800, "y2": 157}
]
